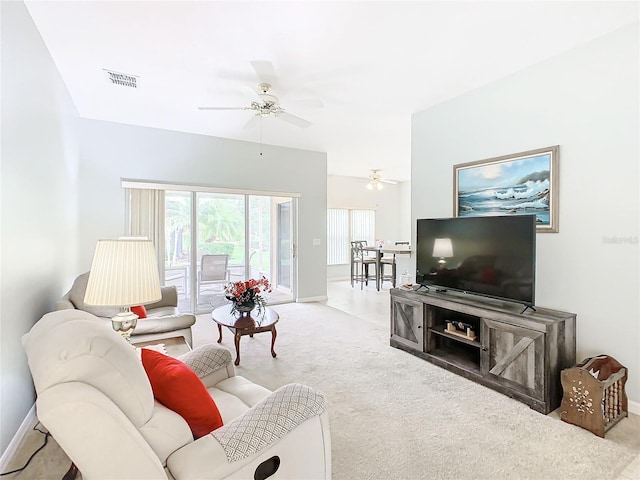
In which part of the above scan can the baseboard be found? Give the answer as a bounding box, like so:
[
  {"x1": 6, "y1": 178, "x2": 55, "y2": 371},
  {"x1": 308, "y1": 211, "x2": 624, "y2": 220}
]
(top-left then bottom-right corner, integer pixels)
[
  {"x1": 0, "y1": 404, "x2": 36, "y2": 473},
  {"x1": 629, "y1": 399, "x2": 639, "y2": 416},
  {"x1": 297, "y1": 295, "x2": 328, "y2": 303}
]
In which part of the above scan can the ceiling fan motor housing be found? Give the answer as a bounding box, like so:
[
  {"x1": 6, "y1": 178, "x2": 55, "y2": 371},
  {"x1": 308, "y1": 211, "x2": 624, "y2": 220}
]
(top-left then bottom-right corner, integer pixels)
[
  {"x1": 258, "y1": 83, "x2": 272, "y2": 94},
  {"x1": 259, "y1": 94, "x2": 278, "y2": 104}
]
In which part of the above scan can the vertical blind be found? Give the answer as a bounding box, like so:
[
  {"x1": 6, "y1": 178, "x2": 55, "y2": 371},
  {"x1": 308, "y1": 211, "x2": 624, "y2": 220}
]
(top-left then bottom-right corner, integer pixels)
[
  {"x1": 350, "y1": 210, "x2": 375, "y2": 246},
  {"x1": 327, "y1": 208, "x2": 375, "y2": 265},
  {"x1": 327, "y1": 209, "x2": 349, "y2": 265}
]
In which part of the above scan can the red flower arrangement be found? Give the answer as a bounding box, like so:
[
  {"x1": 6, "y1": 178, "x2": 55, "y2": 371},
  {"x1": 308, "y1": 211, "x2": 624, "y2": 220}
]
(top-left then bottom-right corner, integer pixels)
[{"x1": 224, "y1": 276, "x2": 272, "y2": 315}]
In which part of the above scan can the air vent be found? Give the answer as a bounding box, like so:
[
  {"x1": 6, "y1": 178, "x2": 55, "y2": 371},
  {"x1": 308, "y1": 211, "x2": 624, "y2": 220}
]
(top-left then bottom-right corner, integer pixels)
[{"x1": 104, "y1": 69, "x2": 138, "y2": 88}]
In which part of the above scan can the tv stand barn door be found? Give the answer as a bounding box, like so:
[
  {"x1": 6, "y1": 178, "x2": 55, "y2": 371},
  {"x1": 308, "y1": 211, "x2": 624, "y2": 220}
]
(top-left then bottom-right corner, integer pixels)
[
  {"x1": 390, "y1": 295, "x2": 424, "y2": 351},
  {"x1": 481, "y1": 319, "x2": 545, "y2": 405},
  {"x1": 389, "y1": 288, "x2": 576, "y2": 414}
]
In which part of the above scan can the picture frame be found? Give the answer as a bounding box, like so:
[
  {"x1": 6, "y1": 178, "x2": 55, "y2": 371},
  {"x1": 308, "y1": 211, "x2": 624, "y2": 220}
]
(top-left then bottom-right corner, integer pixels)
[{"x1": 453, "y1": 145, "x2": 559, "y2": 233}]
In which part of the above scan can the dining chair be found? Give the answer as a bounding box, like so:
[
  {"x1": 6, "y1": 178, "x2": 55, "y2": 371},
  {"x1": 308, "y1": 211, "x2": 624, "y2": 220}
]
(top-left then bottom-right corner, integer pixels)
[
  {"x1": 380, "y1": 241, "x2": 409, "y2": 288},
  {"x1": 350, "y1": 241, "x2": 377, "y2": 289}
]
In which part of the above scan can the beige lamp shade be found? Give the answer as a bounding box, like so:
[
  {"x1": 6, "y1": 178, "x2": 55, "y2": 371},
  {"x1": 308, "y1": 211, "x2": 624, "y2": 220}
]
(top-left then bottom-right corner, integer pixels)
[
  {"x1": 432, "y1": 238, "x2": 454, "y2": 258},
  {"x1": 84, "y1": 238, "x2": 162, "y2": 307}
]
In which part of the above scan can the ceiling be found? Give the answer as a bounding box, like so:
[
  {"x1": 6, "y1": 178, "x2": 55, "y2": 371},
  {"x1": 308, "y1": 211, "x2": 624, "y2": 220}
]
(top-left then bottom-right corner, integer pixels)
[{"x1": 24, "y1": 1, "x2": 637, "y2": 182}]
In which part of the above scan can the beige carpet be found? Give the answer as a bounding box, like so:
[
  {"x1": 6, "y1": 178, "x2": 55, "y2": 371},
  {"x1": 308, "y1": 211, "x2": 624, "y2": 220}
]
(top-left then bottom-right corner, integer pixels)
[
  {"x1": 8, "y1": 301, "x2": 640, "y2": 479},
  {"x1": 198, "y1": 302, "x2": 640, "y2": 480}
]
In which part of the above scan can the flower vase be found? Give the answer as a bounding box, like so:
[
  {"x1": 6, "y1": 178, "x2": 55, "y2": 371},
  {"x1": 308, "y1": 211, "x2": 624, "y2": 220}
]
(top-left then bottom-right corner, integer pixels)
[{"x1": 235, "y1": 300, "x2": 255, "y2": 317}]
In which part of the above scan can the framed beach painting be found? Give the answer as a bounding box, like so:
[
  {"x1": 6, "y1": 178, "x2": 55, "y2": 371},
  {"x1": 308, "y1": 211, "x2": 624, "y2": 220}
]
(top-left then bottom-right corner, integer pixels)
[{"x1": 453, "y1": 146, "x2": 559, "y2": 233}]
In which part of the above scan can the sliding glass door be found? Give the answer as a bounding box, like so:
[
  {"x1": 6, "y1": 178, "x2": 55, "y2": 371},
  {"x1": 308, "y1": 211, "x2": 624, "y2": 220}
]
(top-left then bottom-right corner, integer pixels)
[
  {"x1": 164, "y1": 190, "x2": 295, "y2": 313},
  {"x1": 274, "y1": 197, "x2": 293, "y2": 294},
  {"x1": 195, "y1": 192, "x2": 246, "y2": 311}
]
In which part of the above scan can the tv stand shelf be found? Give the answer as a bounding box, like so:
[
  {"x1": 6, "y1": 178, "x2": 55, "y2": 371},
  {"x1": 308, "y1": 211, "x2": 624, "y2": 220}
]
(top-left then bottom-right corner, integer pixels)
[
  {"x1": 430, "y1": 325, "x2": 480, "y2": 347},
  {"x1": 390, "y1": 288, "x2": 576, "y2": 414}
]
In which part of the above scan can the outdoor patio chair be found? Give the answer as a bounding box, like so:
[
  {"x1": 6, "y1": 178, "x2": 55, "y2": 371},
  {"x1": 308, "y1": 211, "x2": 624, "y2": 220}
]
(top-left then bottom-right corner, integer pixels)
[
  {"x1": 198, "y1": 254, "x2": 230, "y2": 296},
  {"x1": 229, "y1": 250, "x2": 257, "y2": 281}
]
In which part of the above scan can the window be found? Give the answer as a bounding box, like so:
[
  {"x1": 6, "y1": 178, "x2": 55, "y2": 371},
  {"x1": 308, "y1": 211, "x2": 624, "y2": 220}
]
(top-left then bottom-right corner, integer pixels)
[
  {"x1": 327, "y1": 209, "x2": 348, "y2": 265},
  {"x1": 327, "y1": 208, "x2": 375, "y2": 265}
]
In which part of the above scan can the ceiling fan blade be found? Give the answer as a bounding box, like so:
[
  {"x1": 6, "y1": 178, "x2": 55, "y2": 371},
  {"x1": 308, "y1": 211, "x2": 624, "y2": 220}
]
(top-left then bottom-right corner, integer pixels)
[
  {"x1": 198, "y1": 106, "x2": 246, "y2": 111},
  {"x1": 381, "y1": 179, "x2": 398, "y2": 185},
  {"x1": 242, "y1": 85, "x2": 263, "y2": 104},
  {"x1": 250, "y1": 60, "x2": 277, "y2": 84},
  {"x1": 243, "y1": 115, "x2": 260, "y2": 129},
  {"x1": 277, "y1": 111, "x2": 312, "y2": 128},
  {"x1": 287, "y1": 98, "x2": 325, "y2": 109}
]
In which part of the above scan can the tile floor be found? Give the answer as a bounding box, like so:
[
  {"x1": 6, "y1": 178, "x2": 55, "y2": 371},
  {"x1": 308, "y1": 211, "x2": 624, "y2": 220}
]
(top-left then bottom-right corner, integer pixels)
[{"x1": 326, "y1": 279, "x2": 640, "y2": 480}]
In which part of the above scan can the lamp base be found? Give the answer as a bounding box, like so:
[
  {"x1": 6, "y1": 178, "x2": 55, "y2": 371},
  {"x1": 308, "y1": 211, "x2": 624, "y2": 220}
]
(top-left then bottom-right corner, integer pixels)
[{"x1": 111, "y1": 309, "x2": 138, "y2": 342}]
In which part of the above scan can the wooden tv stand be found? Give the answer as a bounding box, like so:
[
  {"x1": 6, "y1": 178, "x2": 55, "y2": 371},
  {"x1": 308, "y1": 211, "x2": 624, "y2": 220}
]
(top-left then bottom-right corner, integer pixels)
[{"x1": 390, "y1": 288, "x2": 576, "y2": 414}]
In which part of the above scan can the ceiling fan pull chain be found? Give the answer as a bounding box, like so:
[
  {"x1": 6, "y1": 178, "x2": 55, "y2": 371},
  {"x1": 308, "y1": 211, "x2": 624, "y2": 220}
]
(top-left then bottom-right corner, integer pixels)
[{"x1": 259, "y1": 116, "x2": 263, "y2": 156}]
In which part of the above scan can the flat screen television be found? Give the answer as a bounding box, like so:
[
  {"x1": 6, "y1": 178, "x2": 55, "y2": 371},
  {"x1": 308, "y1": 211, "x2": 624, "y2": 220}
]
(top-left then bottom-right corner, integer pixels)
[{"x1": 416, "y1": 215, "x2": 536, "y2": 307}]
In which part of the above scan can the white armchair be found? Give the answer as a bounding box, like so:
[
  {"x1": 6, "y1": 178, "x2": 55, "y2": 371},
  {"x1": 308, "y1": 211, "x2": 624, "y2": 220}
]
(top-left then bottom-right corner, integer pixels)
[{"x1": 22, "y1": 310, "x2": 331, "y2": 479}]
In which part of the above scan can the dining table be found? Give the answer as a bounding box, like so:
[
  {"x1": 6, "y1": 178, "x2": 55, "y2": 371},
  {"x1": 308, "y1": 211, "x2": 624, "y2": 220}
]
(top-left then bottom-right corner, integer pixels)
[{"x1": 363, "y1": 244, "x2": 412, "y2": 291}]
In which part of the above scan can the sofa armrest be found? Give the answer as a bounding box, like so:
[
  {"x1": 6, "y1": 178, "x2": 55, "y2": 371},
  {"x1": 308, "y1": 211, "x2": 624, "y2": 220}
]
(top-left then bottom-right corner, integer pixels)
[
  {"x1": 55, "y1": 298, "x2": 74, "y2": 311},
  {"x1": 167, "y1": 383, "x2": 330, "y2": 479},
  {"x1": 211, "y1": 383, "x2": 326, "y2": 461},
  {"x1": 178, "y1": 344, "x2": 235, "y2": 386},
  {"x1": 146, "y1": 286, "x2": 179, "y2": 309},
  {"x1": 54, "y1": 289, "x2": 74, "y2": 311}
]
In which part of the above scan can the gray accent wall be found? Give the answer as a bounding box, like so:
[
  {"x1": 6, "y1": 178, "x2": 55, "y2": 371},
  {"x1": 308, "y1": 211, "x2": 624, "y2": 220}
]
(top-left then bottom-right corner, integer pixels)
[
  {"x1": 411, "y1": 23, "x2": 639, "y2": 405},
  {"x1": 75, "y1": 119, "x2": 328, "y2": 301}
]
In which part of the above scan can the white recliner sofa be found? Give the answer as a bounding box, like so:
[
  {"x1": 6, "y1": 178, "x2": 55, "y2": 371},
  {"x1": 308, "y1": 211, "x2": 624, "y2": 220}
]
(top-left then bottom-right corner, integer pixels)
[
  {"x1": 23, "y1": 310, "x2": 331, "y2": 479},
  {"x1": 55, "y1": 272, "x2": 196, "y2": 346}
]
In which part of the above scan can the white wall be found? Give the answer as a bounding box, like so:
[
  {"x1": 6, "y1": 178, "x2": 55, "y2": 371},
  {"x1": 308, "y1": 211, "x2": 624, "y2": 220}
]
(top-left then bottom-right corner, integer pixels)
[
  {"x1": 411, "y1": 23, "x2": 639, "y2": 404},
  {"x1": 327, "y1": 175, "x2": 411, "y2": 280},
  {"x1": 0, "y1": 1, "x2": 80, "y2": 453}
]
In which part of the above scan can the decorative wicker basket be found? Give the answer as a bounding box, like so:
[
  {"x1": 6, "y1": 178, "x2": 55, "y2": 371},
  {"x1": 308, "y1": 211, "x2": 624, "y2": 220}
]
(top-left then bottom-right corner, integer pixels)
[{"x1": 560, "y1": 355, "x2": 628, "y2": 437}]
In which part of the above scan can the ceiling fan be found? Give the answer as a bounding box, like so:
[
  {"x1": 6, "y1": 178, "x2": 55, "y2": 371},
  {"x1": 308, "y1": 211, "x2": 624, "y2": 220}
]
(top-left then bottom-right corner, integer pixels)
[
  {"x1": 198, "y1": 81, "x2": 322, "y2": 128},
  {"x1": 367, "y1": 170, "x2": 397, "y2": 190}
]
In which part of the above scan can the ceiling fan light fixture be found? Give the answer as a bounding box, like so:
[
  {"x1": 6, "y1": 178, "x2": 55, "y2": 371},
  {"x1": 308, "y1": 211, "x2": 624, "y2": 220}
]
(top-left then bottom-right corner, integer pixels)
[
  {"x1": 366, "y1": 179, "x2": 383, "y2": 190},
  {"x1": 366, "y1": 169, "x2": 387, "y2": 190},
  {"x1": 366, "y1": 169, "x2": 397, "y2": 190}
]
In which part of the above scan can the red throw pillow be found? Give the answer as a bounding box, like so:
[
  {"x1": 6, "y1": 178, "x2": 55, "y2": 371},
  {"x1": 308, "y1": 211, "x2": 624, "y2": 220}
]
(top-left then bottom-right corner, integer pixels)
[
  {"x1": 131, "y1": 305, "x2": 147, "y2": 319},
  {"x1": 141, "y1": 349, "x2": 223, "y2": 439}
]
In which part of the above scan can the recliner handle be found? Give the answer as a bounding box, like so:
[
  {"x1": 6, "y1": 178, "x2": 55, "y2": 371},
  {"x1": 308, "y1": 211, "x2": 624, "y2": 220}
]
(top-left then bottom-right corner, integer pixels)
[{"x1": 254, "y1": 456, "x2": 280, "y2": 480}]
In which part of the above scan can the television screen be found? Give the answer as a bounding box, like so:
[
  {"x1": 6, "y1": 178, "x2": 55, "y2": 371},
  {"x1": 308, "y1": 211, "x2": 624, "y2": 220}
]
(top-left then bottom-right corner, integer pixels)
[{"x1": 416, "y1": 215, "x2": 536, "y2": 306}]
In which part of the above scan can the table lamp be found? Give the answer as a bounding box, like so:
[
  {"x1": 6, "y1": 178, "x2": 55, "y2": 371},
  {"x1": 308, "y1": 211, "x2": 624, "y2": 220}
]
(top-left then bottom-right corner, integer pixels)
[
  {"x1": 432, "y1": 237, "x2": 454, "y2": 269},
  {"x1": 84, "y1": 238, "x2": 162, "y2": 342}
]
